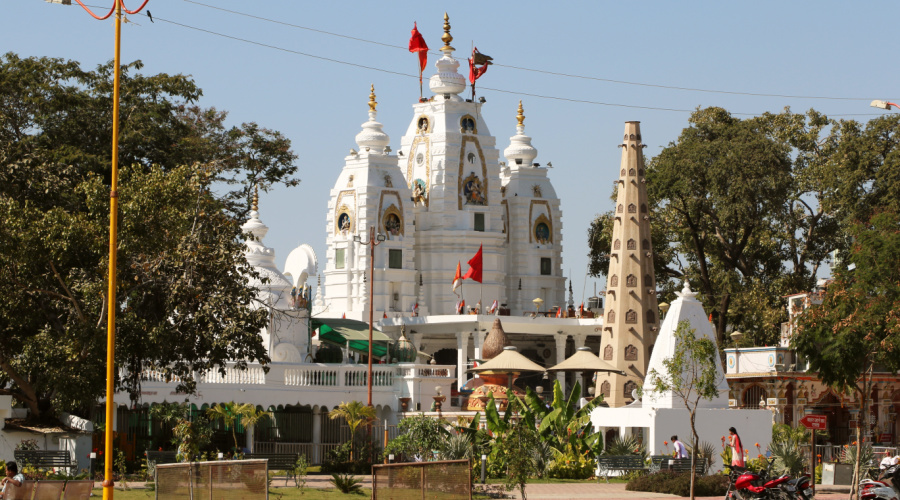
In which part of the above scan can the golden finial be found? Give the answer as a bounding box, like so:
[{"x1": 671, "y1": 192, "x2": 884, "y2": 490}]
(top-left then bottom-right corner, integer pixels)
[
  {"x1": 441, "y1": 12, "x2": 454, "y2": 51},
  {"x1": 516, "y1": 100, "x2": 525, "y2": 127},
  {"x1": 252, "y1": 182, "x2": 259, "y2": 212},
  {"x1": 368, "y1": 84, "x2": 377, "y2": 112}
]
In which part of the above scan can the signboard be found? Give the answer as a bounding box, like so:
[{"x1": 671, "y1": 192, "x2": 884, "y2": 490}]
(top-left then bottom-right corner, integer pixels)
[
  {"x1": 800, "y1": 414, "x2": 827, "y2": 430},
  {"x1": 879, "y1": 434, "x2": 893, "y2": 443}
]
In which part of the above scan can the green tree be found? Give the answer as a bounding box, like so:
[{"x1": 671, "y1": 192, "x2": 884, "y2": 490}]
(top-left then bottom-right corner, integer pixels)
[
  {"x1": 588, "y1": 107, "x2": 855, "y2": 347},
  {"x1": 328, "y1": 401, "x2": 376, "y2": 461},
  {"x1": 792, "y1": 211, "x2": 900, "y2": 499},
  {"x1": 385, "y1": 413, "x2": 451, "y2": 461},
  {"x1": 150, "y1": 403, "x2": 213, "y2": 463},
  {"x1": 0, "y1": 53, "x2": 299, "y2": 419},
  {"x1": 207, "y1": 402, "x2": 270, "y2": 454},
  {"x1": 496, "y1": 398, "x2": 541, "y2": 500},
  {"x1": 523, "y1": 380, "x2": 602, "y2": 458},
  {"x1": 647, "y1": 320, "x2": 723, "y2": 500}
]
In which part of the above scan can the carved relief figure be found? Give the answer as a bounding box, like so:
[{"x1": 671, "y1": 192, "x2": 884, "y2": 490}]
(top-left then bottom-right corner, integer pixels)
[
  {"x1": 468, "y1": 152, "x2": 476, "y2": 164},
  {"x1": 383, "y1": 213, "x2": 402, "y2": 238},
  {"x1": 604, "y1": 345, "x2": 613, "y2": 360},
  {"x1": 347, "y1": 175, "x2": 354, "y2": 187},
  {"x1": 532, "y1": 184, "x2": 542, "y2": 197},
  {"x1": 534, "y1": 222, "x2": 550, "y2": 245},
  {"x1": 461, "y1": 116, "x2": 476, "y2": 134},
  {"x1": 624, "y1": 345, "x2": 638, "y2": 361},
  {"x1": 601, "y1": 381, "x2": 611, "y2": 397},
  {"x1": 412, "y1": 179, "x2": 427, "y2": 206},
  {"x1": 417, "y1": 116, "x2": 429, "y2": 134},
  {"x1": 384, "y1": 174, "x2": 393, "y2": 187},
  {"x1": 338, "y1": 213, "x2": 351, "y2": 234},
  {"x1": 463, "y1": 172, "x2": 486, "y2": 205}
]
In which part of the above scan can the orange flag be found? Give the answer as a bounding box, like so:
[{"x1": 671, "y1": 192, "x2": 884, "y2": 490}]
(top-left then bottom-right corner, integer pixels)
[{"x1": 452, "y1": 261, "x2": 462, "y2": 295}]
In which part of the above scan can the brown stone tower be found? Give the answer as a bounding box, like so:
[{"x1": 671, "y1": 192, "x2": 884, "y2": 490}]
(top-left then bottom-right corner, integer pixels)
[{"x1": 600, "y1": 122, "x2": 660, "y2": 407}]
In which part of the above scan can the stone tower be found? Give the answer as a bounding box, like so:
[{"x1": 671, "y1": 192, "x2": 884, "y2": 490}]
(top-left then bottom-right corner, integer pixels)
[
  {"x1": 600, "y1": 122, "x2": 660, "y2": 407},
  {"x1": 501, "y1": 101, "x2": 564, "y2": 315}
]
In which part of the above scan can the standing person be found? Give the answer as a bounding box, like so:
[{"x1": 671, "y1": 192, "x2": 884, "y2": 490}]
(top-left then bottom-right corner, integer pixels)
[
  {"x1": 724, "y1": 427, "x2": 745, "y2": 467},
  {"x1": 672, "y1": 435, "x2": 689, "y2": 458},
  {"x1": 0, "y1": 462, "x2": 24, "y2": 499}
]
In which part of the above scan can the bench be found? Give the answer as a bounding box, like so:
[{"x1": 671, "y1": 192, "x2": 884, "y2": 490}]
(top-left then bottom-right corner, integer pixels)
[
  {"x1": 243, "y1": 453, "x2": 300, "y2": 485},
  {"x1": 146, "y1": 450, "x2": 179, "y2": 466},
  {"x1": 13, "y1": 450, "x2": 74, "y2": 472},
  {"x1": 663, "y1": 457, "x2": 708, "y2": 475},
  {"x1": 596, "y1": 455, "x2": 646, "y2": 482}
]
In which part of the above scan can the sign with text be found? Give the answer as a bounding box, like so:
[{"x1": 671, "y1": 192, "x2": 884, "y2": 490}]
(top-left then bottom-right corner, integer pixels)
[{"x1": 800, "y1": 414, "x2": 827, "y2": 430}]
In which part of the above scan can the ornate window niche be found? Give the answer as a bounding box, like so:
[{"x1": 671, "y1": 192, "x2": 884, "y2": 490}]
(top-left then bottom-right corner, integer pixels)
[
  {"x1": 607, "y1": 310, "x2": 616, "y2": 323},
  {"x1": 460, "y1": 114, "x2": 477, "y2": 134},
  {"x1": 610, "y1": 275, "x2": 619, "y2": 287},
  {"x1": 642, "y1": 239, "x2": 650, "y2": 250},
  {"x1": 628, "y1": 168, "x2": 635, "y2": 176},
  {"x1": 641, "y1": 203, "x2": 648, "y2": 213},
  {"x1": 614, "y1": 239, "x2": 621, "y2": 250},
  {"x1": 620, "y1": 168, "x2": 626, "y2": 177},
  {"x1": 335, "y1": 205, "x2": 353, "y2": 235},
  {"x1": 624, "y1": 345, "x2": 638, "y2": 361},
  {"x1": 627, "y1": 239, "x2": 636, "y2": 250},
  {"x1": 626, "y1": 275, "x2": 637, "y2": 287},
  {"x1": 647, "y1": 310, "x2": 656, "y2": 324},
  {"x1": 617, "y1": 204, "x2": 624, "y2": 213},
  {"x1": 382, "y1": 204, "x2": 404, "y2": 238},
  {"x1": 625, "y1": 309, "x2": 637, "y2": 324},
  {"x1": 533, "y1": 213, "x2": 552, "y2": 244},
  {"x1": 604, "y1": 345, "x2": 613, "y2": 360},
  {"x1": 624, "y1": 381, "x2": 638, "y2": 399},
  {"x1": 601, "y1": 381, "x2": 611, "y2": 398},
  {"x1": 416, "y1": 115, "x2": 431, "y2": 134},
  {"x1": 628, "y1": 203, "x2": 637, "y2": 213}
]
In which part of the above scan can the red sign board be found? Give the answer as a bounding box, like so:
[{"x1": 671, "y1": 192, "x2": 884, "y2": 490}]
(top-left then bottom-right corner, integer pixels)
[
  {"x1": 879, "y1": 434, "x2": 893, "y2": 443},
  {"x1": 800, "y1": 414, "x2": 827, "y2": 430}
]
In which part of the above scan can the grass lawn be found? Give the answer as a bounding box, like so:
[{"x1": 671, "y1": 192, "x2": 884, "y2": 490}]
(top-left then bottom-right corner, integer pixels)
[{"x1": 97, "y1": 487, "x2": 374, "y2": 499}]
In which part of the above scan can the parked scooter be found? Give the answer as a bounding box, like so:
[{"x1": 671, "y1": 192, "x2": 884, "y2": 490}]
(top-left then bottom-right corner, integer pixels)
[
  {"x1": 863, "y1": 464, "x2": 900, "y2": 500},
  {"x1": 724, "y1": 458, "x2": 807, "y2": 499}
]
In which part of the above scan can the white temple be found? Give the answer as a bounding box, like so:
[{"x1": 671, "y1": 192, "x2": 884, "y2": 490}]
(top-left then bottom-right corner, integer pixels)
[{"x1": 84, "y1": 13, "x2": 762, "y2": 464}]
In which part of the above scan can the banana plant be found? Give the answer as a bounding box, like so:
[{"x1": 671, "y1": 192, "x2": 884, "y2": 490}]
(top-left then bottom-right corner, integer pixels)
[{"x1": 522, "y1": 380, "x2": 603, "y2": 456}]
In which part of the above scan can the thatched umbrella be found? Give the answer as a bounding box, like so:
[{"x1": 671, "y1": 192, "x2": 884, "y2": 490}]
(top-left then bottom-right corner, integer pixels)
[
  {"x1": 468, "y1": 346, "x2": 546, "y2": 375},
  {"x1": 547, "y1": 347, "x2": 625, "y2": 375}
]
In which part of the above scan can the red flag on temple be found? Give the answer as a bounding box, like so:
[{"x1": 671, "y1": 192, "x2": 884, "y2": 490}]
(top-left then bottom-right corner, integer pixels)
[
  {"x1": 408, "y1": 22, "x2": 428, "y2": 95},
  {"x1": 467, "y1": 47, "x2": 492, "y2": 84},
  {"x1": 462, "y1": 245, "x2": 483, "y2": 283}
]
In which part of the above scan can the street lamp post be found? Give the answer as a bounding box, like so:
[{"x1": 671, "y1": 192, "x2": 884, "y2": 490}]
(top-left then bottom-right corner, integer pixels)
[
  {"x1": 353, "y1": 227, "x2": 386, "y2": 406},
  {"x1": 50, "y1": 2, "x2": 150, "y2": 499},
  {"x1": 871, "y1": 100, "x2": 900, "y2": 110}
]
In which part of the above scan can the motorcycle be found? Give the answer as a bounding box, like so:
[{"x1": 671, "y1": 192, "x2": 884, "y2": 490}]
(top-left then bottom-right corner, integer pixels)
[
  {"x1": 725, "y1": 458, "x2": 814, "y2": 500},
  {"x1": 862, "y1": 464, "x2": 900, "y2": 500}
]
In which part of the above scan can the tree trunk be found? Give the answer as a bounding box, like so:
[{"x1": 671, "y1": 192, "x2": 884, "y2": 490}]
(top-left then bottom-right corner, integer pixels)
[
  {"x1": 689, "y1": 408, "x2": 698, "y2": 500},
  {"x1": 0, "y1": 355, "x2": 41, "y2": 419}
]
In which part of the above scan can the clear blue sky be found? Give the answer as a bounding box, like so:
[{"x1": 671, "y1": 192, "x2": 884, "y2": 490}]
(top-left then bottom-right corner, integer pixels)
[{"x1": 5, "y1": 0, "x2": 897, "y2": 300}]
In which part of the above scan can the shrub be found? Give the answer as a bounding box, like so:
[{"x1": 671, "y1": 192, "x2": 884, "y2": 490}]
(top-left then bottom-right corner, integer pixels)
[
  {"x1": 627, "y1": 471, "x2": 729, "y2": 496},
  {"x1": 546, "y1": 452, "x2": 594, "y2": 479},
  {"x1": 330, "y1": 473, "x2": 363, "y2": 494}
]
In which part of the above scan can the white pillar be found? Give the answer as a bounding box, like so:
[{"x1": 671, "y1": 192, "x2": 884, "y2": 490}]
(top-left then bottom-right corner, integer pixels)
[
  {"x1": 554, "y1": 334, "x2": 568, "y2": 393},
  {"x1": 246, "y1": 425, "x2": 254, "y2": 453},
  {"x1": 473, "y1": 330, "x2": 486, "y2": 379},
  {"x1": 456, "y1": 331, "x2": 469, "y2": 390},
  {"x1": 573, "y1": 333, "x2": 587, "y2": 395},
  {"x1": 312, "y1": 406, "x2": 323, "y2": 464}
]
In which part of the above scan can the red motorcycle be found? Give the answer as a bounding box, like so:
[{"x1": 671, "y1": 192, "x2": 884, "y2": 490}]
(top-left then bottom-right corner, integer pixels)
[{"x1": 725, "y1": 458, "x2": 813, "y2": 499}]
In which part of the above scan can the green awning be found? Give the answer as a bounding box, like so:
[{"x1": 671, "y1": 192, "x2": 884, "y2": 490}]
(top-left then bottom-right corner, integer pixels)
[{"x1": 311, "y1": 318, "x2": 392, "y2": 358}]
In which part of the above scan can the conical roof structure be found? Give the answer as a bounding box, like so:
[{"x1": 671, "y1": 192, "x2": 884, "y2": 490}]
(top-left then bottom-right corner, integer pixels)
[
  {"x1": 548, "y1": 347, "x2": 625, "y2": 375},
  {"x1": 481, "y1": 318, "x2": 510, "y2": 360},
  {"x1": 469, "y1": 346, "x2": 545, "y2": 374}
]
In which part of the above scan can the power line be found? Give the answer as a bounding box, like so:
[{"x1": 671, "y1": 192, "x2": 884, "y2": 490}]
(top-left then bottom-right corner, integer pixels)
[
  {"x1": 142, "y1": 12, "x2": 885, "y2": 118},
  {"x1": 183, "y1": 0, "x2": 891, "y2": 103}
]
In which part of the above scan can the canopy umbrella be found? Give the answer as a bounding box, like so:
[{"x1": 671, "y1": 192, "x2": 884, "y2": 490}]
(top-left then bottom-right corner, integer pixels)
[
  {"x1": 467, "y1": 346, "x2": 546, "y2": 374},
  {"x1": 547, "y1": 346, "x2": 626, "y2": 375},
  {"x1": 311, "y1": 318, "x2": 392, "y2": 359}
]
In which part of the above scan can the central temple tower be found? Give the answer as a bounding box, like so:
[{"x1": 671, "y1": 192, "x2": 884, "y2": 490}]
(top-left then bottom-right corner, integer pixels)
[{"x1": 398, "y1": 14, "x2": 506, "y2": 314}]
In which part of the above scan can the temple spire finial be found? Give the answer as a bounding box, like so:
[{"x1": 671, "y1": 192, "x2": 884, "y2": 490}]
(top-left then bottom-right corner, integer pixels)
[
  {"x1": 516, "y1": 100, "x2": 525, "y2": 127},
  {"x1": 441, "y1": 12, "x2": 454, "y2": 51},
  {"x1": 252, "y1": 182, "x2": 259, "y2": 212},
  {"x1": 368, "y1": 84, "x2": 377, "y2": 112}
]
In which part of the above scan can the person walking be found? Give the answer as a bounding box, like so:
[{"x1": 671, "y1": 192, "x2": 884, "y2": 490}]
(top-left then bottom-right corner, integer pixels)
[
  {"x1": 672, "y1": 435, "x2": 689, "y2": 459},
  {"x1": 723, "y1": 427, "x2": 745, "y2": 467},
  {"x1": 0, "y1": 462, "x2": 24, "y2": 500}
]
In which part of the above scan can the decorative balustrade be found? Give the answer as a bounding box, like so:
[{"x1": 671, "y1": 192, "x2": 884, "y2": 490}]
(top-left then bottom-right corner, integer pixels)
[
  {"x1": 285, "y1": 367, "x2": 339, "y2": 386},
  {"x1": 199, "y1": 365, "x2": 266, "y2": 384}
]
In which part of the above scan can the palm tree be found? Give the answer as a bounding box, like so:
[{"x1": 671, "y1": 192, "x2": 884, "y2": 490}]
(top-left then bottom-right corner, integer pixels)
[
  {"x1": 329, "y1": 401, "x2": 376, "y2": 461},
  {"x1": 207, "y1": 402, "x2": 270, "y2": 454}
]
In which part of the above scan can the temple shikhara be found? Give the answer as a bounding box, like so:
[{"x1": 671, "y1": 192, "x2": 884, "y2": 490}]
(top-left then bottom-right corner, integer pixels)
[{"x1": 10, "y1": 13, "x2": 890, "y2": 473}]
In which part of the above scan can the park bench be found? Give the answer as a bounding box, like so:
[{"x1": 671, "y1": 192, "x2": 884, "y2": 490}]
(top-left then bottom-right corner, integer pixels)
[
  {"x1": 243, "y1": 452, "x2": 300, "y2": 485},
  {"x1": 648, "y1": 455, "x2": 708, "y2": 475},
  {"x1": 596, "y1": 454, "x2": 646, "y2": 482},
  {"x1": 13, "y1": 450, "x2": 74, "y2": 473},
  {"x1": 146, "y1": 450, "x2": 178, "y2": 466}
]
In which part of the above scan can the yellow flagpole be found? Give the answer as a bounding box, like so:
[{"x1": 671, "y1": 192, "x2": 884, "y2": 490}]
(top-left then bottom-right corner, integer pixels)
[{"x1": 102, "y1": 2, "x2": 123, "y2": 499}]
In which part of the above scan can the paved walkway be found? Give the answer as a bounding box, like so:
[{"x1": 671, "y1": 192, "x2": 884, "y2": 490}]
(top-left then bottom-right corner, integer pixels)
[{"x1": 293, "y1": 475, "x2": 853, "y2": 499}]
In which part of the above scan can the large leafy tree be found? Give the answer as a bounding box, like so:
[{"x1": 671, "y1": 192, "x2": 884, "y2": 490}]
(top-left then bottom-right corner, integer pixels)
[
  {"x1": 0, "y1": 53, "x2": 299, "y2": 419},
  {"x1": 792, "y1": 211, "x2": 900, "y2": 498},
  {"x1": 587, "y1": 107, "x2": 882, "y2": 347}
]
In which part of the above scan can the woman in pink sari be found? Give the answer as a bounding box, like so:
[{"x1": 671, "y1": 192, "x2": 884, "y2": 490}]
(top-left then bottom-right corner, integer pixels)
[{"x1": 727, "y1": 427, "x2": 745, "y2": 467}]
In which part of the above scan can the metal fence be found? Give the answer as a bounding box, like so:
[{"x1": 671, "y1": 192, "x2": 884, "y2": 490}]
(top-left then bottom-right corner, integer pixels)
[
  {"x1": 155, "y1": 459, "x2": 268, "y2": 500},
  {"x1": 372, "y1": 459, "x2": 471, "y2": 500}
]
